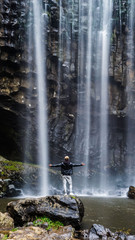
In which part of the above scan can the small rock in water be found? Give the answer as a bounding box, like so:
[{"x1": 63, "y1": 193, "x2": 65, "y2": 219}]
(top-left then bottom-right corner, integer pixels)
[
  {"x1": 127, "y1": 186, "x2": 135, "y2": 199},
  {"x1": 89, "y1": 224, "x2": 113, "y2": 239}
]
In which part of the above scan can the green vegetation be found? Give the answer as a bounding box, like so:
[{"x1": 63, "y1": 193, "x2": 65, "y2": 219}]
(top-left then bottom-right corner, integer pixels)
[
  {"x1": 33, "y1": 216, "x2": 64, "y2": 230},
  {"x1": 0, "y1": 155, "x2": 42, "y2": 178},
  {"x1": 0, "y1": 155, "x2": 41, "y2": 168},
  {"x1": 4, "y1": 165, "x2": 19, "y2": 171},
  {"x1": 117, "y1": 228, "x2": 131, "y2": 235},
  {"x1": 11, "y1": 228, "x2": 18, "y2": 232},
  {"x1": 1, "y1": 235, "x2": 8, "y2": 240},
  {"x1": 1, "y1": 159, "x2": 24, "y2": 175},
  {"x1": 70, "y1": 195, "x2": 76, "y2": 199}
]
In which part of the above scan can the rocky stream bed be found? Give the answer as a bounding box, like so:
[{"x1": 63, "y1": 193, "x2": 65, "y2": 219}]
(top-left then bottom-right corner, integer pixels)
[{"x1": 0, "y1": 193, "x2": 135, "y2": 240}]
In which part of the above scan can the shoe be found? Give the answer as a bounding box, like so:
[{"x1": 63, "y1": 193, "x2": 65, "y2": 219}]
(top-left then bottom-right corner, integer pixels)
[
  {"x1": 70, "y1": 192, "x2": 74, "y2": 195},
  {"x1": 64, "y1": 193, "x2": 67, "y2": 196}
]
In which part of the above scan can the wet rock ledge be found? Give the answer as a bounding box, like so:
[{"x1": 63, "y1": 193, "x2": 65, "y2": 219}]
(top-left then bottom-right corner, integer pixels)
[{"x1": 7, "y1": 195, "x2": 84, "y2": 229}]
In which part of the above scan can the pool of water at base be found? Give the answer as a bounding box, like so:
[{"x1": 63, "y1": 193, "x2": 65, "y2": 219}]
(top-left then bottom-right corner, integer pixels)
[
  {"x1": 80, "y1": 196, "x2": 135, "y2": 234},
  {"x1": 0, "y1": 196, "x2": 135, "y2": 234}
]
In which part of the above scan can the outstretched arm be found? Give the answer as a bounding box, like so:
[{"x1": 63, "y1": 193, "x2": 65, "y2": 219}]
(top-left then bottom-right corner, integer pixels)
[
  {"x1": 49, "y1": 163, "x2": 62, "y2": 167},
  {"x1": 72, "y1": 162, "x2": 85, "y2": 167}
]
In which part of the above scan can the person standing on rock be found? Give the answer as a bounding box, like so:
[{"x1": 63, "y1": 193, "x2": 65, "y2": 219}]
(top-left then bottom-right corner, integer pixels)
[{"x1": 49, "y1": 156, "x2": 85, "y2": 195}]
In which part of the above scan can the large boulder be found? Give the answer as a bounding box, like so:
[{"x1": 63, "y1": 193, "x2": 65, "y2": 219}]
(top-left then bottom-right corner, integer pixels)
[
  {"x1": 127, "y1": 186, "x2": 135, "y2": 199},
  {"x1": 0, "y1": 212, "x2": 14, "y2": 229},
  {"x1": 7, "y1": 195, "x2": 84, "y2": 229}
]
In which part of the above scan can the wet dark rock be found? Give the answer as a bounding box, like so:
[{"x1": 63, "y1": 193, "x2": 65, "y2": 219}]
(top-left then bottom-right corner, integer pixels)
[
  {"x1": 118, "y1": 232, "x2": 127, "y2": 240},
  {"x1": 89, "y1": 224, "x2": 113, "y2": 239},
  {"x1": 88, "y1": 224, "x2": 135, "y2": 240},
  {"x1": 127, "y1": 186, "x2": 135, "y2": 199},
  {"x1": 5, "y1": 184, "x2": 21, "y2": 197},
  {"x1": 126, "y1": 236, "x2": 135, "y2": 240},
  {"x1": 0, "y1": 177, "x2": 22, "y2": 198},
  {"x1": 78, "y1": 229, "x2": 89, "y2": 239},
  {"x1": 7, "y1": 195, "x2": 84, "y2": 229}
]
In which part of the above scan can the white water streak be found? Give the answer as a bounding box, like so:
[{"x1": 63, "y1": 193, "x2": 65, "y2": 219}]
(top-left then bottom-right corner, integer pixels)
[
  {"x1": 33, "y1": 0, "x2": 48, "y2": 196},
  {"x1": 84, "y1": 0, "x2": 93, "y2": 185},
  {"x1": 75, "y1": 0, "x2": 113, "y2": 193},
  {"x1": 100, "y1": 0, "x2": 113, "y2": 190},
  {"x1": 56, "y1": 0, "x2": 63, "y2": 115},
  {"x1": 126, "y1": 0, "x2": 135, "y2": 186}
]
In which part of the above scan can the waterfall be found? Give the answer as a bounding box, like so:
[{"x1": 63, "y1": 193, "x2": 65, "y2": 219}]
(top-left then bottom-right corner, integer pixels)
[
  {"x1": 23, "y1": 0, "x2": 34, "y2": 195},
  {"x1": 75, "y1": 0, "x2": 92, "y2": 192},
  {"x1": 56, "y1": 0, "x2": 63, "y2": 116},
  {"x1": 75, "y1": 0, "x2": 113, "y2": 194},
  {"x1": 126, "y1": 0, "x2": 135, "y2": 187},
  {"x1": 99, "y1": 0, "x2": 113, "y2": 191},
  {"x1": 32, "y1": 0, "x2": 48, "y2": 196}
]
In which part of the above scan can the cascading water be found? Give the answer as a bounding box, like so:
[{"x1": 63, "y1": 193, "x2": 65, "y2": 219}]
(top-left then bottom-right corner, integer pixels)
[
  {"x1": 56, "y1": 0, "x2": 63, "y2": 115},
  {"x1": 25, "y1": 0, "x2": 132, "y2": 197},
  {"x1": 32, "y1": 0, "x2": 48, "y2": 196},
  {"x1": 23, "y1": 2, "x2": 35, "y2": 195},
  {"x1": 126, "y1": 0, "x2": 135, "y2": 187},
  {"x1": 99, "y1": 0, "x2": 113, "y2": 191},
  {"x1": 75, "y1": 0, "x2": 113, "y2": 195},
  {"x1": 75, "y1": 0, "x2": 92, "y2": 192}
]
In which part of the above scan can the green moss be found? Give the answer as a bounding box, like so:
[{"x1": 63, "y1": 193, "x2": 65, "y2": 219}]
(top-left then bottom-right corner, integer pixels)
[
  {"x1": 33, "y1": 217, "x2": 64, "y2": 230},
  {"x1": 4, "y1": 165, "x2": 18, "y2": 171},
  {"x1": 2, "y1": 160, "x2": 24, "y2": 172},
  {"x1": 4, "y1": 160, "x2": 23, "y2": 166},
  {"x1": 0, "y1": 155, "x2": 43, "y2": 180},
  {"x1": 70, "y1": 195, "x2": 76, "y2": 199},
  {"x1": 11, "y1": 228, "x2": 18, "y2": 232}
]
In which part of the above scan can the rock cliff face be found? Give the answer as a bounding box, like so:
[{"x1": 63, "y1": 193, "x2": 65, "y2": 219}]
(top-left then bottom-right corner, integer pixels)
[
  {"x1": 0, "y1": 0, "x2": 135, "y2": 178},
  {"x1": 0, "y1": 0, "x2": 38, "y2": 161}
]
